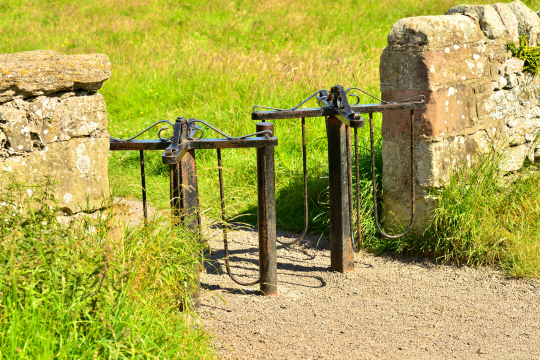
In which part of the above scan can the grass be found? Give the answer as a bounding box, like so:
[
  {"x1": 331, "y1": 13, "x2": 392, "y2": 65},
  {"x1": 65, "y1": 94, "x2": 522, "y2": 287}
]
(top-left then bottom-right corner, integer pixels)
[
  {"x1": 361, "y1": 151, "x2": 540, "y2": 278},
  {"x1": 0, "y1": 173, "x2": 213, "y2": 359},
  {"x1": 0, "y1": 0, "x2": 538, "y2": 318}
]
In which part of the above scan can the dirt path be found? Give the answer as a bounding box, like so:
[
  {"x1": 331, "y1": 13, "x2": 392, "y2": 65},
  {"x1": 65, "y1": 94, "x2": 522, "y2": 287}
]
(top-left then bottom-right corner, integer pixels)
[{"x1": 200, "y1": 227, "x2": 540, "y2": 360}]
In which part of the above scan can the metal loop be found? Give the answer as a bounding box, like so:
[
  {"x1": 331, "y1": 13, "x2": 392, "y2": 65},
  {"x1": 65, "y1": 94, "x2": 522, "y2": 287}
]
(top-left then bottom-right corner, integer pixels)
[
  {"x1": 110, "y1": 120, "x2": 174, "y2": 142},
  {"x1": 344, "y1": 87, "x2": 387, "y2": 104},
  {"x1": 218, "y1": 149, "x2": 262, "y2": 286},
  {"x1": 277, "y1": 118, "x2": 308, "y2": 245},
  {"x1": 188, "y1": 123, "x2": 205, "y2": 140},
  {"x1": 348, "y1": 93, "x2": 361, "y2": 106}
]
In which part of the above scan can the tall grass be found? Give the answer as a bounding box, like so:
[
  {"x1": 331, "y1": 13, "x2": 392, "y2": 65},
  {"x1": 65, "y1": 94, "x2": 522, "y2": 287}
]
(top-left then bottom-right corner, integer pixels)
[
  {"x1": 362, "y1": 151, "x2": 540, "y2": 278},
  {"x1": 429, "y1": 154, "x2": 540, "y2": 278},
  {"x1": 0, "y1": 172, "x2": 213, "y2": 358}
]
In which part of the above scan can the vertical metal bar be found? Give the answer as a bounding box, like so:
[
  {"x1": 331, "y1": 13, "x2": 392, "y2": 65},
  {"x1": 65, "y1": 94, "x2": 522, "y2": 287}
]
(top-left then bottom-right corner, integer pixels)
[
  {"x1": 346, "y1": 124, "x2": 361, "y2": 253},
  {"x1": 140, "y1": 150, "x2": 148, "y2": 223},
  {"x1": 217, "y1": 148, "x2": 228, "y2": 255},
  {"x1": 301, "y1": 117, "x2": 308, "y2": 236},
  {"x1": 169, "y1": 163, "x2": 180, "y2": 222},
  {"x1": 326, "y1": 116, "x2": 354, "y2": 273},
  {"x1": 354, "y1": 128, "x2": 362, "y2": 250},
  {"x1": 256, "y1": 122, "x2": 277, "y2": 296}
]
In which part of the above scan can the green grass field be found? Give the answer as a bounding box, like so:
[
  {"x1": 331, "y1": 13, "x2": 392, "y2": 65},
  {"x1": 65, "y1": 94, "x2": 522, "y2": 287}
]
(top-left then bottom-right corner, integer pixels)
[{"x1": 2, "y1": 0, "x2": 540, "y2": 357}]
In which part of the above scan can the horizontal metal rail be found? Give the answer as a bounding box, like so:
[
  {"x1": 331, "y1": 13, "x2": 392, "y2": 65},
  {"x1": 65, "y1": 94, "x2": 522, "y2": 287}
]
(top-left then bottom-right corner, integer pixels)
[
  {"x1": 110, "y1": 136, "x2": 277, "y2": 151},
  {"x1": 252, "y1": 101, "x2": 425, "y2": 121}
]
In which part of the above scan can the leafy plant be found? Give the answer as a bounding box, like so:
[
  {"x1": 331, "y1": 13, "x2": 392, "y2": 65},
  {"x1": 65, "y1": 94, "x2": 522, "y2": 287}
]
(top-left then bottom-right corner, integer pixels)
[{"x1": 508, "y1": 35, "x2": 540, "y2": 75}]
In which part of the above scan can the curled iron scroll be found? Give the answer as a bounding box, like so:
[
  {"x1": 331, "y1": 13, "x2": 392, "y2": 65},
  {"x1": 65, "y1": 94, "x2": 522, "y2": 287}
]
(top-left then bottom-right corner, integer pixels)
[
  {"x1": 187, "y1": 119, "x2": 272, "y2": 141},
  {"x1": 253, "y1": 89, "x2": 331, "y2": 112},
  {"x1": 110, "y1": 120, "x2": 175, "y2": 142}
]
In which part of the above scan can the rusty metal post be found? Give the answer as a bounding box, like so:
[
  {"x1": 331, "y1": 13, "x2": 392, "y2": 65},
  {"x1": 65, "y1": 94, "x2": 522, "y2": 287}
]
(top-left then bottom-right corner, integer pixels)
[
  {"x1": 256, "y1": 122, "x2": 277, "y2": 296},
  {"x1": 178, "y1": 149, "x2": 201, "y2": 308},
  {"x1": 178, "y1": 149, "x2": 200, "y2": 230},
  {"x1": 169, "y1": 163, "x2": 180, "y2": 221},
  {"x1": 140, "y1": 150, "x2": 148, "y2": 223},
  {"x1": 326, "y1": 116, "x2": 354, "y2": 273}
]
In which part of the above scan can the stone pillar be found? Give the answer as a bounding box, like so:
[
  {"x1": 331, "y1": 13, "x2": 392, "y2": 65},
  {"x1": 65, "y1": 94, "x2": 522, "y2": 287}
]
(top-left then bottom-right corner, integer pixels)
[
  {"x1": 380, "y1": 1, "x2": 540, "y2": 233},
  {"x1": 0, "y1": 50, "x2": 111, "y2": 213}
]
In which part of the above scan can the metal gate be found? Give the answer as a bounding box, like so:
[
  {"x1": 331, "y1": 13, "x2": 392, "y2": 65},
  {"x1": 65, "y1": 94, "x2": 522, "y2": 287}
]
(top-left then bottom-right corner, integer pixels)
[{"x1": 109, "y1": 85, "x2": 425, "y2": 301}]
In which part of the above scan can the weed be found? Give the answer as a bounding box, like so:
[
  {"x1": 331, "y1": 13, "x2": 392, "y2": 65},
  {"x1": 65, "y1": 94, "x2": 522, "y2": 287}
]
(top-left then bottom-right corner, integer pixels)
[{"x1": 508, "y1": 35, "x2": 540, "y2": 75}]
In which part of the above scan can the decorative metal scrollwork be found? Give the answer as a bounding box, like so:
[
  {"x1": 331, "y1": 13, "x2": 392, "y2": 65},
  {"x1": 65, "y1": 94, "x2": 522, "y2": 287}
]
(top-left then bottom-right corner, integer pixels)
[
  {"x1": 110, "y1": 119, "x2": 175, "y2": 142},
  {"x1": 252, "y1": 89, "x2": 332, "y2": 112},
  {"x1": 253, "y1": 86, "x2": 425, "y2": 113},
  {"x1": 186, "y1": 118, "x2": 273, "y2": 141}
]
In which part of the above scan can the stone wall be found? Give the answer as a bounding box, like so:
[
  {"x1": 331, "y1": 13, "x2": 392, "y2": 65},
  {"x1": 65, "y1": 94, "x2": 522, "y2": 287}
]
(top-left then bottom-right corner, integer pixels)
[
  {"x1": 0, "y1": 50, "x2": 111, "y2": 213},
  {"x1": 380, "y1": 1, "x2": 540, "y2": 233}
]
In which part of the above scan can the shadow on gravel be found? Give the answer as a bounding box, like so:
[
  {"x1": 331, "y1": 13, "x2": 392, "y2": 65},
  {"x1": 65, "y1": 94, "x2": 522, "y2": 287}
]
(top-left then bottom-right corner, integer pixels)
[
  {"x1": 204, "y1": 252, "x2": 330, "y2": 275},
  {"x1": 201, "y1": 272, "x2": 327, "y2": 294}
]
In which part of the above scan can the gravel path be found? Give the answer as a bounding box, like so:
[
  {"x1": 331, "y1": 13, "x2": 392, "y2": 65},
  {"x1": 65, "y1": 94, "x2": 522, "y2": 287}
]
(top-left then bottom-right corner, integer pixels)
[
  {"x1": 102, "y1": 197, "x2": 540, "y2": 359},
  {"x1": 200, "y1": 227, "x2": 540, "y2": 359}
]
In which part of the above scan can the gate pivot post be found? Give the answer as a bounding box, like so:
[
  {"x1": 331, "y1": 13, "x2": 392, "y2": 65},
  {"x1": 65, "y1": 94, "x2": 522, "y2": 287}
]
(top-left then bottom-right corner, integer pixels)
[
  {"x1": 326, "y1": 116, "x2": 354, "y2": 273},
  {"x1": 167, "y1": 117, "x2": 202, "y2": 307},
  {"x1": 256, "y1": 122, "x2": 278, "y2": 296}
]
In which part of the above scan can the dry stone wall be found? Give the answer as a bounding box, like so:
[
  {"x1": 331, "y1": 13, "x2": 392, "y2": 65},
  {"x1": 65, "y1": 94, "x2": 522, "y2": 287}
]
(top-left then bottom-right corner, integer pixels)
[
  {"x1": 380, "y1": 1, "x2": 540, "y2": 233},
  {"x1": 0, "y1": 50, "x2": 111, "y2": 213}
]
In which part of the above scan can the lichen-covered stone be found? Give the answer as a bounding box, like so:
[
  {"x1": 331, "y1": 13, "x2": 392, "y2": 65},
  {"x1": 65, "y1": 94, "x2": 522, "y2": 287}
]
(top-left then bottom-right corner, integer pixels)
[
  {"x1": 499, "y1": 57, "x2": 525, "y2": 75},
  {"x1": 445, "y1": 5, "x2": 505, "y2": 40},
  {"x1": 493, "y1": 3, "x2": 520, "y2": 43},
  {"x1": 0, "y1": 99, "x2": 38, "y2": 154},
  {"x1": 0, "y1": 50, "x2": 110, "y2": 213},
  {"x1": 0, "y1": 129, "x2": 6, "y2": 147},
  {"x1": 0, "y1": 50, "x2": 111, "y2": 103},
  {"x1": 381, "y1": 1, "x2": 540, "y2": 234},
  {"x1": 387, "y1": 15, "x2": 480, "y2": 47},
  {"x1": 381, "y1": 131, "x2": 492, "y2": 231},
  {"x1": 507, "y1": 0, "x2": 540, "y2": 45},
  {"x1": 534, "y1": 147, "x2": 540, "y2": 162},
  {"x1": 0, "y1": 91, "x2": 108, "y2": 158},
  {"x1": 2, "y1": 137, "x2": 109, "y2": 212},
  {"x1": 28, "y1": 91, "x2": 108, "y2": 142},
  {"x1": 501, "y1": 144, "x2": 531, "y2": 172},
  {"x1": 380, "y1": 42, "x2": 496, "y2": 93}
]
